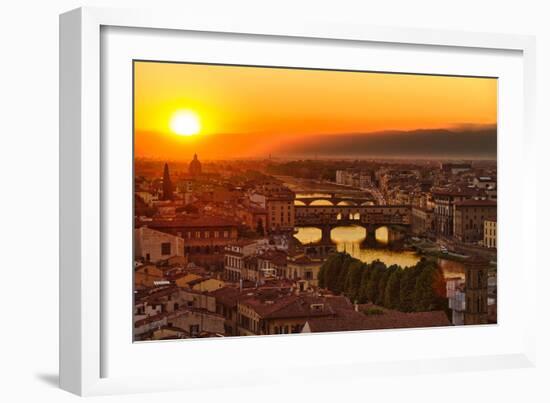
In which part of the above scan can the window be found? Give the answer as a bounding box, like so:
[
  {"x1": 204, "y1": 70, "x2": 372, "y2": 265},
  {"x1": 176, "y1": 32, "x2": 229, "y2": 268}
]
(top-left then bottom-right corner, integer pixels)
[{"x1": 161, "y1": 242, "x2": 171, "y2": 255}]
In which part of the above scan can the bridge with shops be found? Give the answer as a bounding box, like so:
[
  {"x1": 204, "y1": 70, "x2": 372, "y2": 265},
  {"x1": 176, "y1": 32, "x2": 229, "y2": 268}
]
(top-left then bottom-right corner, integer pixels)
[
  {"x1": 294, "y1": 193, "x2": 376, "y2": 206},
  {"x1": 294, "y1": 204, "x2": 412, "y2": 245}
]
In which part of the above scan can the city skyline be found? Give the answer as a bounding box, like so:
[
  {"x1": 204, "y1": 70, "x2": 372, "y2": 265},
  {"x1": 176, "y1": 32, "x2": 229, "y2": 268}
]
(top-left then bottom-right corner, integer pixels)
[
  {"x1": 133, "y1": 61, "x2": 497, "y2": 341},
  {"x1": 134, "y1": 61, "x2": 497, "y2": 161}
]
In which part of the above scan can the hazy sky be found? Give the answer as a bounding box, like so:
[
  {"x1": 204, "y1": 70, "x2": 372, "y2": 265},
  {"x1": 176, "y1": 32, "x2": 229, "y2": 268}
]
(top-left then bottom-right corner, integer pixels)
[{"x1": 134, "y1": 61, "x2": 497, "y2": 161}]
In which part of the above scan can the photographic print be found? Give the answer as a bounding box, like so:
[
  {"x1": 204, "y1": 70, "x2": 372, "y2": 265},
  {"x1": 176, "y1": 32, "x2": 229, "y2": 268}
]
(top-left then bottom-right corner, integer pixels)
[{"x1": 133, "y1": 61, "x2": 497, "y2": 341}]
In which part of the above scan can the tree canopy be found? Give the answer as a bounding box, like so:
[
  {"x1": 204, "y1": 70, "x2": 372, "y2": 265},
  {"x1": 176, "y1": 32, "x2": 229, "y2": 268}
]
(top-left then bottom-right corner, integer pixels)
[{"x1": 318, "y1": 252, "x2": 448, "y2": 313}]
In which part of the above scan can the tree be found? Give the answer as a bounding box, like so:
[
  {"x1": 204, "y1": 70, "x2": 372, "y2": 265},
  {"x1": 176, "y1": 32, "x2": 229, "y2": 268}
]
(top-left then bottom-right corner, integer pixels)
[
  {"x1": 376, "y1": 264, "x2": 395, "y2": 306},
  {"x1": 344, "y1": 261, "x2": 364, "y2": 302},
  {"x1": 399, "y1": 266, "x2": 419, "y2": 312},
  {"x1": 413, "y1": 260, "x2": 448, "y2": 312},
  {"x1": 335, "y1": 254, "x2": 354, "y2": 293},
  {"x1": 357, "y1": 264, "x2": 372, "y2": 303},
  {"x1": 413, "y1": 261, "x2": 447, "y2": 312},
  {"x1": 365, "y1": 261, "x2": 386, "y2": 303},
  {"x1": 318, "y1": 253, "x2": 336, "y2": 288},
  {"x1": 322, "y1": 253, "x2": 347, "y2": 291},
  {"x1": 384, "y1": 268, "x2": 403, "y2": 309}
]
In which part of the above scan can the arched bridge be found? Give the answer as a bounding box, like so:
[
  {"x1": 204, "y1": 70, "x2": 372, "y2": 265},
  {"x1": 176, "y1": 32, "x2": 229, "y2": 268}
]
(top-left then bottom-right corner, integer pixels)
[
  {"x1": 295, "y1": 205, "x2": 411, "y2": 245},
  {"x1": 294, "y1": 195, "x2": 376, "y2": 206}
]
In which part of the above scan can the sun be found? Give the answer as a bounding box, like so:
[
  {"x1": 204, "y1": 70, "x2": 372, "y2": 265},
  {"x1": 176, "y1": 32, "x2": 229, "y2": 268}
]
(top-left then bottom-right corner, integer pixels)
[{"x1": 170, "y1": 110, "x2": 201, "y2": 136}]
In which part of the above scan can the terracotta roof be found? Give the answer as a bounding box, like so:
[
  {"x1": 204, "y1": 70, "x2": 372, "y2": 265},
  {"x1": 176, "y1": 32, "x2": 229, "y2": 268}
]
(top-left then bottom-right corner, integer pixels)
[
  {"x1": 305, "y1": 305, "x2": 450, "y2": 333},
  {"x1": 454, "y1": 199, "x2": 497, "y2": 207},
  {"x1": 432, "y1": 188, "x2": 479, "y2": 197},
  {"x1": 240, "y1": 294, "x2": 350, "y2": 320},
  {"x1": 258, "y1": 250, "x2": 287, "y2": 266},
  {"x1": 140, "y1": 216, "x2": 239, "y2": 228},
  {"x1": 134, "y1": 285, "x2": 179, "y2": 304},
  {"x1": 208, "y1": 286, "x2": 242, "y2": 307},
  {"x1": 288, "y1": 255, "x2": 318, "y2": 266},
  {"x1": 463, "y1": 255, "x2": 490, "y2": 265}
]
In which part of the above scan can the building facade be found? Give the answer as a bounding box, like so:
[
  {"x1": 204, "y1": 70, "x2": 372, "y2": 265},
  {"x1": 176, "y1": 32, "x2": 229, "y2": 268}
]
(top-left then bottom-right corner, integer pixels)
[
  {"x1": 432, "y1": 189, "x2": 477, "y2": 237},
  {"x1": 411, "y1": 206, "x2": 435, "y2": 236},
  {"x1": 286, "y1": 254, "x2": 322, "y2": 288},
  {"x1": 134, "y1": 226, "x2": 185, "y2": 263},
  {"x1": 483, "y1": 217, "x2": 497, "y2": 248},
  {"x1": 223, "y1": 240, "x2": 269, "y2": 281},
  {"x1": 453, "y1": 200, "x2": 497, "y2": 243},
  {"x1": 137, "y1": 216, "x2": 239, "y2": 268}
]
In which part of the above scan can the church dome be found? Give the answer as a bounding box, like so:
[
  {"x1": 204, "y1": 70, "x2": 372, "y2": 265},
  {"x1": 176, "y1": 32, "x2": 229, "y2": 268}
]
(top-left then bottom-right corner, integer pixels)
[{"x1": 189, "y1": 153, "x2": 202, "y2": 176}]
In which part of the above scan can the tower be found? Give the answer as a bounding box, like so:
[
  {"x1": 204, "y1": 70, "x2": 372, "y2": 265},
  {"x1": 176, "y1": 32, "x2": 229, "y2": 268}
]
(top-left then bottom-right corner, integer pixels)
[
  {"x1": 464, "y1": 255, "x2": 489, "y2": 325},
  {"x1": 189, "y1": 153, "x2": 202, "y2": 176},
  {"x1": 162, "y1": 163, "x2": 173, "y2": 201}
]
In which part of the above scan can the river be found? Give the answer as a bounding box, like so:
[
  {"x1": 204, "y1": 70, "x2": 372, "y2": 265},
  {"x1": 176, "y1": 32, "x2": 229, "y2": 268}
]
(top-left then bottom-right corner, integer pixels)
[{"x1": 294, "y1": 225, "x2": 465, "y2": 279}]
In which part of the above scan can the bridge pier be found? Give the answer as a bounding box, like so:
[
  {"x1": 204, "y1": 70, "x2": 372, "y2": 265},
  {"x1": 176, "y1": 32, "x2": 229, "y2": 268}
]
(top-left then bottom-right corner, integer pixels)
[
  {"x1": 321, "y1": 226, "x2": 333, "y2": 243},
  {"x1": 364, "y1": 224, "x2": 378, "y2": 247}
]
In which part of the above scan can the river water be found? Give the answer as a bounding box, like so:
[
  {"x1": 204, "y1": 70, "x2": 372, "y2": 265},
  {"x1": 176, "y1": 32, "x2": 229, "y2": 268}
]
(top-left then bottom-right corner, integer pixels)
[{"x1": 294, "y1": 225, "x2": 465, "y2": 279}]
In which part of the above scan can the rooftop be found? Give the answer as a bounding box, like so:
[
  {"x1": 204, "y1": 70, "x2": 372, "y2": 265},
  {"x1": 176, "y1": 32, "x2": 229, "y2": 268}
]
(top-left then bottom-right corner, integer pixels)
[
  {"x1": 454, "y1": 199, "x2": 497, "y2": 207},
  {"x1": 305, "y1": 304, "x2": 450, "y2": 333},
  {"x1": 138, "y1": 216, "x2": 240, "y2": 228}
]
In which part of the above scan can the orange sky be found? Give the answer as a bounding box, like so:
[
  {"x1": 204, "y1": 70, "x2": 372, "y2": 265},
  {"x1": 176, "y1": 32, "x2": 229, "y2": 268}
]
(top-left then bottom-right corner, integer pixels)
[{"x1": 134, "y1": 61, "x2": 497, "y2": 161}]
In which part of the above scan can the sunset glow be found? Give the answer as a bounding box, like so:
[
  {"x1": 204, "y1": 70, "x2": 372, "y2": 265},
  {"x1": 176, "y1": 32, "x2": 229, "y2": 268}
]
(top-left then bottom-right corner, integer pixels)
[
  {"x1": 134, "y1": 61, "x2": 497, "y2": 160},
  {"x1": 133, "y1": 60, "x2": 498, "y2": 340},
  {"x1": 170, "y1": 110, "x2": 201, "y2": 137}
]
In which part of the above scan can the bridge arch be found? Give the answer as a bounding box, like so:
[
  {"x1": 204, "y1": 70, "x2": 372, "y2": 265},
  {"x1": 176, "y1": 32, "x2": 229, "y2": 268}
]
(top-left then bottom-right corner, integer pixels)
[
  {"x1": 309, "y1": 199, "x2": 334, "y2": 206},
  {"x1": 337, "y1": 200, "x2": 356, "y2": 206}
]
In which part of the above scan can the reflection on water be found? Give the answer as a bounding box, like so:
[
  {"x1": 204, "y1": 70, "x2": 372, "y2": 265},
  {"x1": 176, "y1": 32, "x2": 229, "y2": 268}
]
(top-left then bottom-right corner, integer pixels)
[
  {"x1": 294, "y1": 225, "x2": 463, "y2": 278},
  {"x1": 295, "y1": 225, "x2": 420, "y2": 268},
  {"x1": 294, "y1": 227, "x2": 322, "y2": 244},
  {"x1": 331, "y1": 225, "x2": 421, "y2": 268},
  {"x1": 375, "y1": 226, "x2": 389, "y2": 245}
]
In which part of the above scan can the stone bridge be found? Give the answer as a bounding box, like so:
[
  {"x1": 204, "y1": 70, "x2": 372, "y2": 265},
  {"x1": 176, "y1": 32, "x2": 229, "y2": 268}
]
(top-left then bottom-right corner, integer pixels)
[
  {"x1": 294, "y1": 195, "x2": 376, "y2": 206},
  {"x1": 295, "y1": 205, "x2": 411, "y2": 245}
]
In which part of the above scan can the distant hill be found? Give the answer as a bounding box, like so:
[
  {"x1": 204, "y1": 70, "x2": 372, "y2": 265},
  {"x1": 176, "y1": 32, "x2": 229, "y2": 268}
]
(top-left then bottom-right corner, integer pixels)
[{"x1": 271, "y1": 127, "x2": 497, "y2": 159}]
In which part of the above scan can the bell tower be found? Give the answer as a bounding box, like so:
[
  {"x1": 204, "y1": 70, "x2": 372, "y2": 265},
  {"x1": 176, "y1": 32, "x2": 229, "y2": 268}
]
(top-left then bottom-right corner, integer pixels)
[
  {"x1": 464, "y1": 255, "x2": 489, "y2": 325},
  {"x1": 162, "y1": 162, "x2": 173, "y2": 201}
]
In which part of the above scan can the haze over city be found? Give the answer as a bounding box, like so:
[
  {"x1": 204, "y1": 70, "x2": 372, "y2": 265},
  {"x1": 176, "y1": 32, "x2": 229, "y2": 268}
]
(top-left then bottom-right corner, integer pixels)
[
  {"x1": 134, "y1": 61, "x2": 497, "y2": 161},
  {"x1": 133, "y1": 61, "x2": 498, "y2": 341}
]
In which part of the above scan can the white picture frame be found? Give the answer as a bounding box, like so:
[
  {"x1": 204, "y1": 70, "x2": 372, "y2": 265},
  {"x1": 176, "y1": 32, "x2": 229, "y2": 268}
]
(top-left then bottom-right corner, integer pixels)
[{"x1": 59, "y1": 6, "x2": 537, "y2": 396}]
